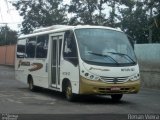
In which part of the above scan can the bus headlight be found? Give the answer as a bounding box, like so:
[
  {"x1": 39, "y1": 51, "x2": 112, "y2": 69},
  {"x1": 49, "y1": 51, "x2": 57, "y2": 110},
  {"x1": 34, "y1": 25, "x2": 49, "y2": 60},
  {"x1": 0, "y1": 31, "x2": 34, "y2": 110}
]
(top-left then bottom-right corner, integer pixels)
[
  {"x1": 90, "y1": 75, "x2": 94, "y2": 79},
  {"x1": 129, "y1": 74, "x2": 140, "y2": 81},
  {"x1": 81, "y1": 70, "x2": 99, "y2": 81}
]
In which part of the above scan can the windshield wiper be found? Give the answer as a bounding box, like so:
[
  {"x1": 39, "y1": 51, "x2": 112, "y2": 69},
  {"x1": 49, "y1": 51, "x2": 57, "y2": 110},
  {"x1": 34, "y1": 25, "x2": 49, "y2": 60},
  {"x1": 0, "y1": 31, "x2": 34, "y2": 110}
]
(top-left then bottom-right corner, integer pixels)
[
  {"x1": 88, "y1": 52, "x2": 119, "y2": 64},
  {"x1": 107, "y1": 52, "x2": 135, "y2": 63}
]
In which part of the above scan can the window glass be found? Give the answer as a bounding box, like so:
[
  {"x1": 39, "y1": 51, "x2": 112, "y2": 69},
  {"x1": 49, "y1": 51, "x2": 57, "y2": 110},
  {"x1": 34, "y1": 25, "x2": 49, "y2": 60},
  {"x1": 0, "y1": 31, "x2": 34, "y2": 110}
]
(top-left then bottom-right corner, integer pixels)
[
  {"x1": 63, "y1": 31, "x2": 77, "y2": 58},
  {"x1": 75, "y1": 28, "x2": 137, "y2": 66},
  {"x1": 26, "y1": 37, "x2": 36, "y2": 58},
  {"x1": 17, "y1": 39, "x2": 26, "y2": 58},
  {"x1": 63, "y1": 31, "x2": 78, "y2": 66},
  {"x1": 36, "y1": 35, "x2": 48, "y2": 58}
]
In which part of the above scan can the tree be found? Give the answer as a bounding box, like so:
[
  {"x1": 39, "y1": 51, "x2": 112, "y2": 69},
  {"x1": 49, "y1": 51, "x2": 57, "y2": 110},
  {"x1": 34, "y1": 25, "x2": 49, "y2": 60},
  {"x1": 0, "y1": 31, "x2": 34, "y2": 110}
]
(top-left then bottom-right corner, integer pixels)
[
  {"x1": 146, "y1": 0, "x2": 160, "y2": 43},
  {"x1": 12, "y1": 0, "x2": 160, "y2": 43},
  {"x1": 0, "y1": 26, "x2": 17, "y2": 45},
  {"x1": 13, "y1": 0, "x2": 68, "y2": 34},
  {"x1": 113, "y1": 0, "x2": 160, "y2": 43},
  {"x1": 95, "y1": 0, "x2": 108, "y2": 25},
  {"x1": 106, "y1": 0, "x2": 120, "y2": 27},
  {"x1": 118, "y1": 0, "x2": 149, "y2": 43},
  {"x1": 68, "y1": 0, "x2": 98, "y2": 25}
]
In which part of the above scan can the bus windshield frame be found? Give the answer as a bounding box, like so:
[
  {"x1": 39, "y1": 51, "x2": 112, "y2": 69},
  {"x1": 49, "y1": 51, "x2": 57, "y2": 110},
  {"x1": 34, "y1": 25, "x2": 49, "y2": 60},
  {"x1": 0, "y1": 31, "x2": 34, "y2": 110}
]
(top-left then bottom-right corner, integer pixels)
[{"x1": 74, "y1": 28, "x2": 137, "y2": 66}]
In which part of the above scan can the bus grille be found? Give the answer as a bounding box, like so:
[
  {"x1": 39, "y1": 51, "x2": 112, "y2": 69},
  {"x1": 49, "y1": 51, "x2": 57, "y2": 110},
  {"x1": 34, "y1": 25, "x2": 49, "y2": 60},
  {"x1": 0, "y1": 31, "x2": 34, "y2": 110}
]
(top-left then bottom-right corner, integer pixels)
[{"x1": 100, "y1": 76, "x2": 128, "y2": 84}]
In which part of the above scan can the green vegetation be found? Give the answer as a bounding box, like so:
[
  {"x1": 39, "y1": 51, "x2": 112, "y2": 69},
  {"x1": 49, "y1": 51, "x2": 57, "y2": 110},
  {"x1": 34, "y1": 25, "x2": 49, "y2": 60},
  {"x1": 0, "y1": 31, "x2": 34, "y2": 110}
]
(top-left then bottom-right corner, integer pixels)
[
  {"x1": 10, "y1": 0, "x2": 160, "y2": 43},
  {"x1": 0, "y1": 26, "x2": 17, "y2": 45}
]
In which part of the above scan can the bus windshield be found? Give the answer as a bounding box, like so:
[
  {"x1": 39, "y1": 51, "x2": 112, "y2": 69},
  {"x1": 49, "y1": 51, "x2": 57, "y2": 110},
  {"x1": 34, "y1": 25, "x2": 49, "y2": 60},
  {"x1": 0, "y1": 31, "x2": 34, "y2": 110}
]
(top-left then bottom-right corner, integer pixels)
[{"x1": 75, "y1": 28, "x2": 137, "y2": 66}]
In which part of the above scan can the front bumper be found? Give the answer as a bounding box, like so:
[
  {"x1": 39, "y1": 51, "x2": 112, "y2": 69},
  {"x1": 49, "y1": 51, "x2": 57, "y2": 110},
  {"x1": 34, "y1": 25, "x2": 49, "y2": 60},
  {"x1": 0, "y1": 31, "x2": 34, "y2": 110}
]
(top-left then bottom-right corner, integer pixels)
[{"x1": 79, "y1": 76, "x2": 140, "y2": 95}]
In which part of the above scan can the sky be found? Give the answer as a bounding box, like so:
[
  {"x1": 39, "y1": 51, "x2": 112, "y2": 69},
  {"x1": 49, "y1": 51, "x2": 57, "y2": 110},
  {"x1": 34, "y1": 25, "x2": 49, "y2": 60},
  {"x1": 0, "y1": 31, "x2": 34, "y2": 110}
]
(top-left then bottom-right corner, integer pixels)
[
  {"x1": 0, "y1": 0, "x2": 23, "y2": 31},
  {"x1": 0, "y1": 0, "x2": 111, "y2": 31},
  {"x1": 0, "y1": 0, "x2": 72, "y2": 31}
]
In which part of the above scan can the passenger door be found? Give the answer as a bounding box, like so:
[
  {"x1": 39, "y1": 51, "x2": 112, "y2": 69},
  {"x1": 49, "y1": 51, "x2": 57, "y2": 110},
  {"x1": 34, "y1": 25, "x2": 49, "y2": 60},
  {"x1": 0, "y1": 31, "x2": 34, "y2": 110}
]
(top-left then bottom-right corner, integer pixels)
[{"x1": 50, "y1": 34, "x2": 63, "y2": 88}]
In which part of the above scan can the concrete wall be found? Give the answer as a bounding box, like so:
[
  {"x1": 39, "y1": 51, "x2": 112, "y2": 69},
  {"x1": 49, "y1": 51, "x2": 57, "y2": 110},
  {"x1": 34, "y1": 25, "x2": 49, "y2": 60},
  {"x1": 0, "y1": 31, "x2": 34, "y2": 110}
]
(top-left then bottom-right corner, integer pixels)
[
  {"x1": 135, "y1": 44, "x2": 160, "y2": 89},
  {"x1": 135, "y1": 44, "x2": 160, "y2": 62},
  {"x1": 135, "y1": 44, "x2": 160, "y2": 70},
  {"x1": 0, "y1": 45, "x2": 16, "y2": 66}
]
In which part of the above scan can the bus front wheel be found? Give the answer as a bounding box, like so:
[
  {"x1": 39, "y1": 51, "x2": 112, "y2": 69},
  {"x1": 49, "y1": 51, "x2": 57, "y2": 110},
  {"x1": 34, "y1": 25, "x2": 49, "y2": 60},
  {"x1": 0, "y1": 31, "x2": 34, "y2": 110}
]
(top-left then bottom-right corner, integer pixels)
[
  {"x1": 111, "y1": 94, "x2": 123, "y2": 102},
  {"x1": 65, "y1": 82, "x2": 75, "y2": 101}
]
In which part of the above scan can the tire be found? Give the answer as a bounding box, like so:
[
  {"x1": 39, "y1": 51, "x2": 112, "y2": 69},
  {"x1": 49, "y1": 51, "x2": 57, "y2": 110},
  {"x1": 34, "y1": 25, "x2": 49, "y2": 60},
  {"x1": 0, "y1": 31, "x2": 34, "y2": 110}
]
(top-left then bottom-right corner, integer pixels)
[
  {"x1": 28, "y1": 79, "x2": 36, "y2": 92},
  {"x1": 65, "y1": 82, "x2": 75, "y2": 102},
  {"x1": 111, "y1": 94, "x2": 123, "y2": 102}
]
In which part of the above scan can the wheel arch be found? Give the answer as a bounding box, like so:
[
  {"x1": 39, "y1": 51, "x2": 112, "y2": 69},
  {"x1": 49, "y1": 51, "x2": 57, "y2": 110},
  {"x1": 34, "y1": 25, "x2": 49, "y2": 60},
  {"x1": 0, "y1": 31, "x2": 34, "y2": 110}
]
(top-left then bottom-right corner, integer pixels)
[{"x1": 62, "y1": 78, "x2": 71, "y2": 93}]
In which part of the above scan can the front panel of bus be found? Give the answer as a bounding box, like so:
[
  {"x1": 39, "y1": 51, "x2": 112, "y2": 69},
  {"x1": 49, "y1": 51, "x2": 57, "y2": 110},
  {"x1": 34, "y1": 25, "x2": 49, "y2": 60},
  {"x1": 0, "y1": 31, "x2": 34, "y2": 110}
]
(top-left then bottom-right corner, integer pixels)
[{"x1": 74, "y1": 28, "x2": 140, "y2": 95}]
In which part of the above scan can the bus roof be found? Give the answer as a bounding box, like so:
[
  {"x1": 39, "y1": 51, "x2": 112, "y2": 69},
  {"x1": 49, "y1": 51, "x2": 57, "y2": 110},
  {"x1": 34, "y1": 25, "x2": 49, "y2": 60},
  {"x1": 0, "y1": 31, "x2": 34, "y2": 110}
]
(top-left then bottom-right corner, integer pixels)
[{"x1": 18, "y1": 25, "x2": 122, "y2": 39}]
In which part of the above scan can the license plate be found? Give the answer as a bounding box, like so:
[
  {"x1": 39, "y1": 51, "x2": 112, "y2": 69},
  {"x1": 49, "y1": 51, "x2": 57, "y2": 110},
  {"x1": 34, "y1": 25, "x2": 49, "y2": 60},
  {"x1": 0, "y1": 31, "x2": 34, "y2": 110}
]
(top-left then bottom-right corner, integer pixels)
[{"x1": 111, "y1": 87, "x2": 120, "y2": 91}]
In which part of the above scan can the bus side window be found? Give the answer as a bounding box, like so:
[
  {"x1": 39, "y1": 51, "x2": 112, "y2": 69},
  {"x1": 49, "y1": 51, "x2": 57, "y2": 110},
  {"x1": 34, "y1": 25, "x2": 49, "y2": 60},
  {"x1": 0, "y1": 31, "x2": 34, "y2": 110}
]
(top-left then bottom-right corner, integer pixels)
[
  {"x1": 36, "y1": 35, "x2": 48, "y2": 58},
  {"x1": 63, "y1": 31, "x2": 77, "y2": 58},
  {"x1": 63, "y1": 31, "x2": 78, "y2": 66},
  {"x1": 17, "y1": 39, "x2": 26, "y2": 58},
  {"x1": 26, "y1": 37, "x2": 36, "y2": 58}
]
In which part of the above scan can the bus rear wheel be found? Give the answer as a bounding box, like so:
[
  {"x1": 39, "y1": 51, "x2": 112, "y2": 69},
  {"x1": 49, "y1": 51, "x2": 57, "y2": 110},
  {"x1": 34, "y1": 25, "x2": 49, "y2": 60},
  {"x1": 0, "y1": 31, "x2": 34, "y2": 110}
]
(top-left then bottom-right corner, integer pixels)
[
  {"x1": 111, "y1": 94, "x2": 123, "y2": 102},
  {"x1": 65, "y1": 82, "x2": 75, "y2": 101},
  {"x1": 28, "y1": 79, "x2": 36, "y2": 92}
]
